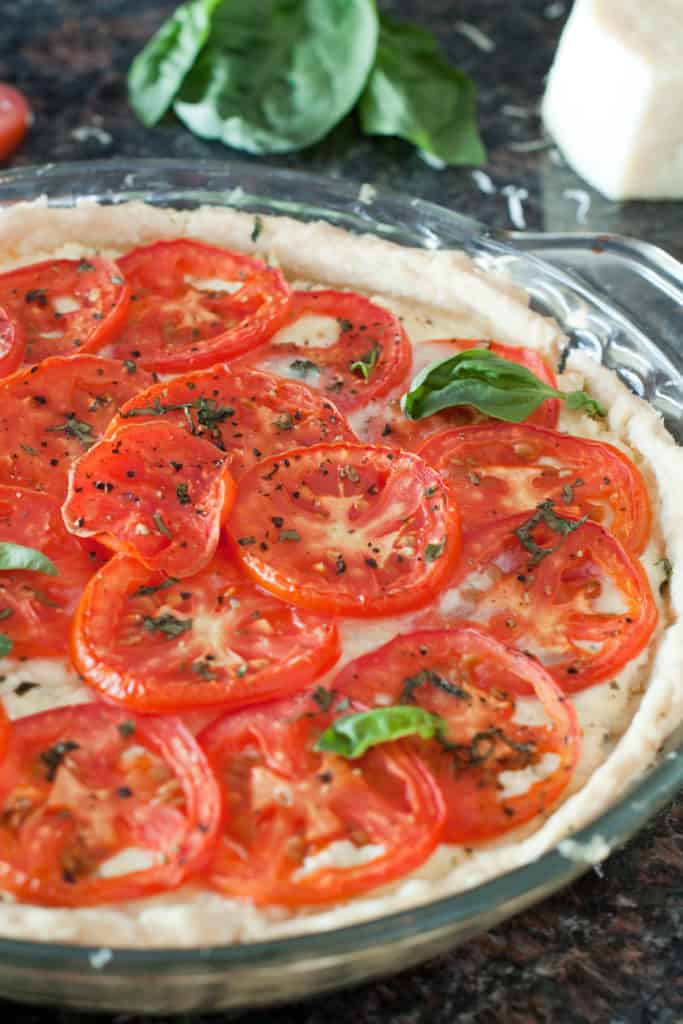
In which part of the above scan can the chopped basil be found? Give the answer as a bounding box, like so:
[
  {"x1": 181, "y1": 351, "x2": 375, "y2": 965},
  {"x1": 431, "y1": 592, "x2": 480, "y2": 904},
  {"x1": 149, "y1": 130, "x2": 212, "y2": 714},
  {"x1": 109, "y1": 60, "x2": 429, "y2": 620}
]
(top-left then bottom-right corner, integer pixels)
[
  {"x1": 153, "y1": 511, "x2": 172, "y2": 537},
  {"x1": 279, "y1": 529, "x2": 301, "y2": 542},
  {"x1": 0, "y1": 635, "x2": 12, "y2": 658},
  {"x1": 176, "y1": 482, "x2": 191, "y2": 505},
  {"x1": 401, "y1": 667, "x2": 468, "y2": 704},
  {"x1": 424, "y1": 538, "x2": 445, "y2": 563},
  {"x1": 192, "y1": 659, "x2": 218, "y2": 680},
  {"x1": 315, "y1": 705, "x2": 446, "y2": 759},
  {"x1": 46, "y1": 414, "x2": 95, "y2": 447},
  {"x1": 142, "y1": 613, "x2": 193, "y2": 638},
  {"x1": 118, "y1": 720, "x2": 136, "y2": 738},
  {"x1": 312, "y1": 685, "x2": 337, "y2": 712},
  {"x1": 404, "y1": 349, "x2": 606, "y2": 423},
  {"x1": 289, "y1": 358, "x2": 319, "y2": 380},
  {"x1": 514, "y1": 500, "x2": 588, "y2": 565},
  {"x1": 131, "y1": 577, "x2": 179, "y2": 598},
  {"x1": 350, "y1": 344, "x2": 381, "y2": 382}
]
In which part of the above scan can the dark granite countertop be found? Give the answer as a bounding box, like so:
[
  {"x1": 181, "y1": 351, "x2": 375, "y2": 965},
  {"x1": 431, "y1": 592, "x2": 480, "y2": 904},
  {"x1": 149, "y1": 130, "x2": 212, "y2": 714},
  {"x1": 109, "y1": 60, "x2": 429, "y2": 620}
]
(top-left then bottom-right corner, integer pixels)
[{"x1": 0, "y1": 2, "x2": 681, "y2": 1022}]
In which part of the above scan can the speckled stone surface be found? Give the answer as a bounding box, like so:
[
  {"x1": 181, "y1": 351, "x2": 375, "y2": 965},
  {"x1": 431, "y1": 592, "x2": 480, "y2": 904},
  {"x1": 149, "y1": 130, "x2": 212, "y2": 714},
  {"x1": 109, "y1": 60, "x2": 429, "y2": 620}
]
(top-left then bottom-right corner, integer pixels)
[{"x1": 0, "y1": 2, "x2": 681, "y2": 1022}]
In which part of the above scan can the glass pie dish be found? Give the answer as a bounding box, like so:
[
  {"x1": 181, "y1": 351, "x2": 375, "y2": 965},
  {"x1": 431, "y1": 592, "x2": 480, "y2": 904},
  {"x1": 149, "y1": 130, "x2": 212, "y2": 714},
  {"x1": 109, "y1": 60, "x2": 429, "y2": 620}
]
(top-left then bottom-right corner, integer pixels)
[{"x1": 0, "y1": 159, "x2": 680, "y2": 1016}]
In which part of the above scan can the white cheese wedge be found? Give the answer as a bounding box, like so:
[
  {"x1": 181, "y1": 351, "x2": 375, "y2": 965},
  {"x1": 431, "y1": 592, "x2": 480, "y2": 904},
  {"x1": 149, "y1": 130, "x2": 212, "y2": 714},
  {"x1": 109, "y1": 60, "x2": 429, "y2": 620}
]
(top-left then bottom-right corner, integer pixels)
[{"x1": 542, "y1": 0, "x2": 683, "y2": 200}]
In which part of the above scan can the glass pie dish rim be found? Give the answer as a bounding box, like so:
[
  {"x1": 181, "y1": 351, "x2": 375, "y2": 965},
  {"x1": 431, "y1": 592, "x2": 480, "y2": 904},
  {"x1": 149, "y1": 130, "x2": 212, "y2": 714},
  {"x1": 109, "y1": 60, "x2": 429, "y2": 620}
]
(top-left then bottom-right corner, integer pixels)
[{"x1": 0, "y1": 157, "x2": 678, "y2": 993}]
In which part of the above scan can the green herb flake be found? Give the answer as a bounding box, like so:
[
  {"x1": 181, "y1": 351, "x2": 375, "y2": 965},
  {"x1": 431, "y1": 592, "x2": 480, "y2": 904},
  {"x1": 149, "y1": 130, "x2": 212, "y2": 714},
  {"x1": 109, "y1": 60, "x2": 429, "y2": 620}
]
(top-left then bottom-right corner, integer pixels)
[
  {"x1": 46, "y1": 414, "x2": 95, "y2": 447},
  {"x1": 176, "y1": 482, "x2": 191, "y2": 505},
  {"x1": 153, "y1": 511, "x2": 172, "y2": 538},
  {"x1": 424, "y1": 538, "x2": 445, "y2": 563},
  {"x1": 350, "y1": 344, "x2": 381, "y2": 382},
  {"x1": 312, "y1": 686, "x2": 336, "y2": 712},
  {"x1": 118, "y1": 721, "x2": 136, "y2": 739},
  {"x1": 279, "y1": 529, "x2": 301, "y2": 542},
  {"x1": 514, "y1": 500, "x2": 588, "y2": 566},
  {"x1": 401, "y1": 668, "x2": 468, "y2": 704},
  {"x1": 131, "y1": 577, "x2": 179, "y2": 599},
  {"x1": 289, "y1": 358, "x2": 319, "y2": 380},
  {"x1": 0, "y1": 634, "x2": 12, "y2": 658},
  {"x1": 142, "y1": 613, "x2": 193, "y2": 638}
]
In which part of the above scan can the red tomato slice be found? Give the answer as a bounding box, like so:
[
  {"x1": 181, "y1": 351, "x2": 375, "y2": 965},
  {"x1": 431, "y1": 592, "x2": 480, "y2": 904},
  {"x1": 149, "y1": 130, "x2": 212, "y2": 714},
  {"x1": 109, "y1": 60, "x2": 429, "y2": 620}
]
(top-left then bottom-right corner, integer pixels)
[
  {"x1": 0, "y1": 84, "x2": 31, "y2": 161},
  {"x1": 64, "y1": 421, "x2": 234, "y2": 579},
  {"x1": 227, "y1": 442, "x2": 460, "y2": 617},
  {"x1": 0, "y1": 700, "x2": 9, "y2": 761},
  {"x1": 0, "y1": 257, "x2": 130, "y2": 364},
  {"x1": 110, "y1": 240, "x2": 290, "y2": 373},
  {"x1": 0, "y1": 485, "x2": 106, "y2": 659},
  {"x1": 233, "y1": 289, "x2": 412, "y2": 412},
  {"x1": 331, "y1": 626, "x2": 580, "y2": 843},
  {"x1": 0, "y1": 354, "x2": 153, "y2": 501},
  {"x1": 71, "y1": 545, "x2": 340, "y2": 713},
  {"x1": 364, "y1": 341, "x2": 560, "y2": 450},
  {"x1": 107, "y1": 365, "x2": 358, "y2": 478},
  {"x1": 423, "y1": 510, "x2": 657, "y2": 693},
  {"x1": 0, "y1": 703, "x2": 221, "y2": 906},
  {"x1": 0, "y1": 306, "x2": 26, "y2": 378},
  {"x1": 198, "y1": 691, "x2": 445, "y2": 906},
  {"x1": 418, "y1": 422, "x2": 651, "y2": 554}
]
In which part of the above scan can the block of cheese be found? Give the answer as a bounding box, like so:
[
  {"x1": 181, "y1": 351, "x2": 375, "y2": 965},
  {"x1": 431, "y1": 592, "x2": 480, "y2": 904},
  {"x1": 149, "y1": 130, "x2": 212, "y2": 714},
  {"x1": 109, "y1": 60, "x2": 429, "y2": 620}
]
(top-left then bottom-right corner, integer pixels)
[{"x1": 542, "y1": 0, "x2": 683, "y2": 200}]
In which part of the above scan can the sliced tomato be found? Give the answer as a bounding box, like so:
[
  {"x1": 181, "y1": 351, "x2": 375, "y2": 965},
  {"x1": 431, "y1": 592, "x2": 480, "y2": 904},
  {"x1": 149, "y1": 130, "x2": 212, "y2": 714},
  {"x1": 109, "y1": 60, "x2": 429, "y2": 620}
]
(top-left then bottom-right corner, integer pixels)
[
  {"x1": 227, "y1": 442, "x2": 460, "y2": 617},
  {"x1": 110, "y1": 239, "x2": 290, "y2": 373},
  {"x1": 71, "y1": 545, "x2": 340, "y2": 713},
  {"x1": 331, "y1": 626, "x2": 580, "y2": 843},
  {"x1": 198, "y1": 691, "x2": 445, "y2": 906},
  {"x1": 0, "y1": 306, "x2": 26, "y2": 378},
  {"x1": 0, "y1": 257, "x2": 130, "y2": 364},
  {"x1": 0, "y1": 699, "x2": 9, "y2": 761},
  {"x1": 418, "y1": 422, "x2": 651, "y2": 554},
  {"x1": 0, "y1": 485, "x2": 106, "y2": 658},
  {"x1": 364, "y1": 341, "x2": 560, "y2": 450},
  {"x1": 107, "y1": 365, "x2": 358, "y2": 479},
  {"x1": 423, "y1": 510, "x2": 657, "y2": 692},
  {"x1": 0, "y1": 354, "x2": 153, "y2": 501},
  {"x1": 0, "y1": 84, "x2": 31, "y2": 161},
  {"x1": 0, "y1": 703, "x2": 221, "y2": 906},
  {"x1": 233, "y1": 289, "x2": 413, "y2": 412},
  {"x1": 64, "y1": 421, "x2": 234, "y2": 579}
]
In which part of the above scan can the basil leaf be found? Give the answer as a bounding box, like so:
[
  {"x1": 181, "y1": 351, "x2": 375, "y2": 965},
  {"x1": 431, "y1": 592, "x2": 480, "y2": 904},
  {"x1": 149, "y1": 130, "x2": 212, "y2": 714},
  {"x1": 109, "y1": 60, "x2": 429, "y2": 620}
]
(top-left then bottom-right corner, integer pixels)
[
  {"x1": 0, "y1": 635, "x2": 12, "y2": 658},
  {"x1": 174, "y1": 0, "x2": 379, "y2": 154},
  {"x1": 404, "y1": 349, "x2": 606, "y2": 423},
  {"x1": 359, "y1": 15, "x2": 486, "y2": 167},
  {"x1": 0, "y1": 543, "x2": 58, "y2": 576},
  {"x1": 315, "y1": 705, "x2": 445, "y2": 760},
  {"x1": 128, "y1": 0, "x2": 221, "y2": 126}
]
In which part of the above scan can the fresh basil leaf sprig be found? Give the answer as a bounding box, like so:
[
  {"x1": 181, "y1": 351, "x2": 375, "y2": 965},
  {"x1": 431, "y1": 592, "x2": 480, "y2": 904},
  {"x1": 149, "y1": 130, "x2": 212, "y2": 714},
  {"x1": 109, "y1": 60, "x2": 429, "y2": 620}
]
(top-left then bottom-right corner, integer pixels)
[
  {"x1": 0, "y1": 543, "x2": 58, "y2": 658},
  {"x1": 174, "y1": 0, "x2": 379, "y2": 155},
  {"x1": 403, "y1": 349, "x2": 606, "y2": 424},
  {"x1": 128, "y1": 0, "x2": 221, "y2": 127},
  {"x1": 315, "y1": 705, "x2": 445, "y2": 760},
  {"x1": 0, "y1": 543, "x2": 57, "y2": 576},
  {"x1": 127, "y1": 2, "x2": 485, "y2": 165},
  {"x1": 360, "y1": 16, "x2": 486, "y2": 167}
]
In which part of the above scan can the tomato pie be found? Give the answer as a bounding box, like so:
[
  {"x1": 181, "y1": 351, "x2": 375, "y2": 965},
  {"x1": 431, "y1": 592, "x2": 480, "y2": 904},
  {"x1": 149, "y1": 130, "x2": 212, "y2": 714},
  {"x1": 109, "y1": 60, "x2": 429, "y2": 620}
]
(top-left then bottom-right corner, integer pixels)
[{"x1": 0, "y1": 200, "x2": 678, "y2": 947}]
